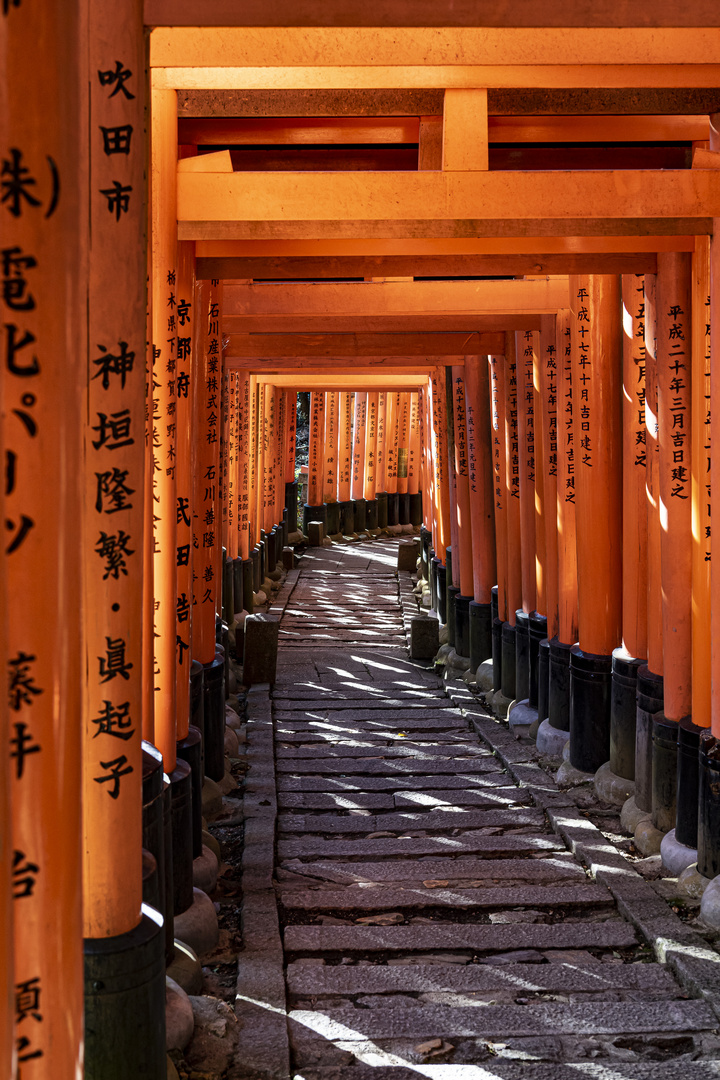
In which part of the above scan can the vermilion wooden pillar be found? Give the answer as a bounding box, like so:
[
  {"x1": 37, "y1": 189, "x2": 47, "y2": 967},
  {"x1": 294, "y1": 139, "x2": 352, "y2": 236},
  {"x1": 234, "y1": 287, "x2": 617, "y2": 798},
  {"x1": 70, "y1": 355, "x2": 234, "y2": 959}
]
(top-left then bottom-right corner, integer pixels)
[
  {"x1": 352, "y1": 392, "x2": 368, "y2": 529},
  {"x1": 376, "y1": 392, "x2": 389, "y2": 528},
  {"x1": 450, "y1": 367, "x2": 474, "y2": 657},
  {"x1": 569, "y1": 275, "x2": 623, "y2": 774},
  {"x1": 304, "y1": 391, "x2": 326, "y2": 534},
  {"x1": 655, "y1": 252, "x2": 697, "y2": 844},
  {"x1": 337, "y1": 391, "x2": 355, "y2": 533},
  {"x1": 4, "y1": 2, "x2": 86, "y2": 1074},
  {"x1": 430, "y1": 369, "x2": 452, "y2": 621},
  {"x1": 464, "y1": 356, "x2": 495, "y2": 671},
  {"x1": 408, "y1": 391, "x2": 423, "y2": 527},
  {"x1": 363, "y1": 392, "x2": 377, "y2": 530},
  {"x1": 386, "y1": 391, "x2": 401, "y2": 526},
  {"x1": 397, "y1": 392, "x2": 411, "y2": 525},
  {"x1": 324, "y1": 391, "x2": 340, "y2": 535},
  {"x1": 515, "y1": 330, "x2": 538, "y2": 706},
  {"x1": 489, "y1": 355, "x2": 509, "y2": 692},
  {"x1": 502, "y1": 339, "x2": 522, "y2": 704},
  {"x1": 175, "y1": 243, "x2": 196, "y2": 741},
  {"x1": 609, "y1": 276, "x2": 648, "y2": 783}
]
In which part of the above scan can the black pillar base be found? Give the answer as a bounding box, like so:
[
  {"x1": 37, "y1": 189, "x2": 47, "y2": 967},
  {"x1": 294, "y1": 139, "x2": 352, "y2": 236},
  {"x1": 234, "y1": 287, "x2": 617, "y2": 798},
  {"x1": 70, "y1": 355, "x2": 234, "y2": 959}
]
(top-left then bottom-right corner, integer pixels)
[
  {"x1": 609, "y1": 649, "x2": 643, "y2": 782},
  {"x1": 339, "y1": 499, "x2": 355, "y2": 534},
  {"x1": 377, "y1": 491, "x2": 389, "y2": 528},
  {"x1": 537, "y1": 638, "x2": 550, "y2": 722},
  {"x1": 676, "y1": 717, "x2": 702, "y2": 848},
  {"x1": 257, "y1": 538, "x2": 265, "y2": 585},
  {"x1": 387, "y1": 491, "x2": 399, "y2": 526},
  {"x1": 399, "y1": 492, "x2": 410, "y2": 525},
  {"x1": 142, "y1": 849, "x2": 160, "y2": 912},
  {"x1": 232, "y1": 558, "x2": 244, "y2": 621},
  {"x1": 326, "y1": 501, "x2": 340, "y2": 535},
  {"x1": 242, "y1": 558, "x2": 255, "y2": 615},
  {"x1": 285, "y1": 480, "x2": 298, "y2": 533},
  {"x1": 548, "y1": 637, "x2": 572, "y2": 733},
  {"x1": 447, "y1": 585, "x2": 460, "y2": 648},
  {"x1": 635, "y1": 666, "x2": 664, "y2": 813},
  {"x1": 190, "y1": 660, "x2": 204, "y2": 743},
  {"x1": 302, "y1": 502, "x2": 327, "y2": 535},
  {"x1": 652, "y1": 712, "x2": 678, "y2": 833},
  {"x1": 501, "y1": 622, "x2": 517, "y2": 700},
  {"x1": 454, "y1": 594, "x2": 472, "y2": 658},
  {"x1": 364, "y1": 498, "x2": 376, "y2": 531},
  {"x1": 420, "y1": 526, "x2": 431, "y2": 579},
  {"x1": 141, "y1": 743, "x2": 168, "y2": 955},
  {"x1": 356, "y1": 496, "x2": 369, "y2": 531},
  {"x1": 698, "y1": 731, "x2": 720, "y2": 878},
  {"x1": 492, "y1": 616, "x2": 503, "y2": 693},
  {"x1": 176, "y1": 726, "x2": 203, "y2": 859},
  {"x1": 435, "y1": 562, "x2": 448, "y2": 623},
  {"x1": 203, "y1": 654, "x2": 225, "y2": 782},
  {"x1": 515, "y1": 610, "x2": 531, "y2": 702},
  {"x1": 84, "y1": 911, "x2": 166, "y2": 1080},
  {"x1": 251, "y1": 546, "x2": 261, "y2": 593},
  {"x1": 569, "y1": 646, "x2": 612, "y2": 773},
  {"x1": 222, "y1": 556, "x2": 234, "y2": 624},
  {"x1": 170, "y1": 758, "x2": 194, "y2": 916},
  {"x1": 430, "y1": 555, "x2": 440, "y2": 614},
  {"x1": 161, "y1": 779, "x2": 174, "y2": 962},
  {"x1": 409, "y1": 491, "x2": 423, "y2": 527},
  {"x1": 528, "y1": 612, "x2": 547, "y2": 708},
  {"x1": 469, "y1": 601, "x2": 492, "y2": 671}
]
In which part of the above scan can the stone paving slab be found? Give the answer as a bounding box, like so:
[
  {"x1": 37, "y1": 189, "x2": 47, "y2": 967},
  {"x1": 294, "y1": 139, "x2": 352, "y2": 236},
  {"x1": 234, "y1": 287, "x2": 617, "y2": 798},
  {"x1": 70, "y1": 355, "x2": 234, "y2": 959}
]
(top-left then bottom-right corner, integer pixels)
[
  {"x1": 275, "y1": 730, "x2": 470, "y2": 745},
  {"x1": 287, "y1": 999, "x2": 715, "y2": 1039},
  {"x1": 286, "y1": 960, "x2": 678, "y2": 997},
  {"x1": 277, "y1": 788, "x2": 528, "y2": 810},
  {"x1": 284, "y1": 923, "x2": 637, "y2": 953},
  {"x1": 278, "y1": 833, "x2": 562, "y2": 861},
  {"x1": 272, "y1": 696, "x2": 452, "y2": 710},
  {"x1": 279, "y1": 854, "x2": 585, "y2": 884},
  {"x1": 292, "y1": 1065, "x2": 720, "y2": 1080},
  {"x1": 279, "y1": 883, "x2": 611, "y2": 911},
  {"x1": 276, "y1": 743, "x2": 486, "y2": 760},
  {"x1": 276, "y1": 757, "x2": 504, "y2": 775},
  {"x1": 276, "y1": 772, "x2": 510, "y2": 793},
  {"x1": 392, "y1": 788, "x2": 530, "y2": 806},
  {"x1": 278, "y1": 792, "x2": 396, "y2": 810},
  {"x1": 277, "y1": 807, "x2": 544, "y2": 833}
]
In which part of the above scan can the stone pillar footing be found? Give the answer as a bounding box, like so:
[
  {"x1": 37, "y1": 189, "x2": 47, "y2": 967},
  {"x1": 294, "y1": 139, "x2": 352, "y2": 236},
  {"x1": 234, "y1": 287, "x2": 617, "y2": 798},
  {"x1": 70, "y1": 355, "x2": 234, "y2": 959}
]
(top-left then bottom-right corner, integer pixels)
[
  {"x1": 660, "y1": 828, "x2": 698, "y2": 877},
  {"x1": 593, "y1": 761, "x2": 636, "y2": 807},
  {"x1": 507, "y1": 698, "x2": 538, "y2": 739},
  {"x1": 535, "y1": 717, "x2": 569, "y2": 758}
]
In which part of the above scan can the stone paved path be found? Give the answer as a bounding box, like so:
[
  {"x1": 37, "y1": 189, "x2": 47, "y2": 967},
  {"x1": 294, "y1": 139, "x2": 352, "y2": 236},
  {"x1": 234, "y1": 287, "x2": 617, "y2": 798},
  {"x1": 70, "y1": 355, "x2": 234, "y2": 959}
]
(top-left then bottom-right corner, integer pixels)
[{"x1": 269, "y1": 540, "x2": 720, "y2": 1080}]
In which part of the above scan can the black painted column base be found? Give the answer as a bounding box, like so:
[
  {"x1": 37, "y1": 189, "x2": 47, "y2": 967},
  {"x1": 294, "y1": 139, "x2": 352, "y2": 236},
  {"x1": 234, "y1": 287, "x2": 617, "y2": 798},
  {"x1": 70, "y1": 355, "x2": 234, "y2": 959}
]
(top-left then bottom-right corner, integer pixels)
[
  {"x1": 698, "y1": 731, "x2": 720, "y2": 878},
  {"x1": 515, "y1": 610, "x2": 531, "y2": 703},
  {"x1": 222, "y1": 556, "x2": 234, "y2": 624},
  {"x1": 364, "y1": 498, "x2": 377, "y2": 531},
  {"x1": 142, "y1": 849, "x2": 160, "y2": 912},
  {"x1": 537, "y1": 638, "x2": 550, "y2": 722},
  {"x1": 454, "y1": 594, "x2": 472, "y2": 659},
  {"x1": 232, "y1": 557, "x2": 244, "y2": 620},
  {"x1": 242, "y1": 558, "x2": 254, "y2": 616},
  {"x1": 676, "y1": 716, "x2": 703, "y2": 848},
  {"x1": 435, "y1": 562, "x2": 448, "y2": 623},
  {"x1": 251, "y1": 546, "x2": 261, "y2": 593},
  {"x1": 377, "y1": 491, "x2": 389, "y2": 528},
  {"x1": 609, "y1": 648, "x2": 644, "y2": 782},
  {"x1": 399, "y1": 492, "x2": 410, "y2": 525},
  {"x1": 190, "y1": 660, "x2": 204, "y2": 743},
  {"x1": 492, "y1": 617, "x2": 503, "y2": 693},
  {"x1": 528, "y1": 612, "x2": 547, "y2": 709},
  {"x1": 326, "y1": 501, "x2": 340, "y2": 535},
  {"x1": 84, "y1": 911, "x2": 166, "y2": 1080},
  {"x1": 354, "y1": 496, "x2": 367, "y2": 531},
  {"x1": 302, "y1": 502, "x2": 327, "y2": 535},
  {"x1": 569, "y1": 646, "x2": 612, "y2": 773},
  {"x1": 501, "y1": 622, "x2": 517, "y2": 700},
  {"x1": 203, "y1": 654, "x2": 225, "y2": 782},
  {"x1": 285, "y1": 480, "x2": 298, "y2": 534},
  {"x1": 387, "y1": 491, "x2": 399, "y2": 526},
  {"x1": 409, "y1": 491, "x2": 423, "y2": 527},
  {"x1": 430, "y1": 555, "x2": 439, "y2": 614},
  {"x1": 469, "y1": 600, "x2": 492, "y2": 671},
  {"x1": 652, "y1": 712, "x2": 678, "y2": 833},
  {"x1": 447, "y1": 585, "x2": 460, "y2": 648},
  {"x1": 420, "y1": 526, "x2": 430, "y2": 580},
  {"x1": 170, "y1": 758, "x2": 194, "y2": 916},
  {"x1": 548, "y1": 637, "x2": 572, "y2": 733},
  {"x1": 635, "y1": 666, "x2": 664, "y2": 813},
  {"x1": 142, "y1": 743, "x2": 168, "y2": 955},
  {"x1": 339, "y1": 499, "x2": 355, "y2": 534},
  {"x1": 177, "y1": 726, "x2": 203, "y2": 859}
]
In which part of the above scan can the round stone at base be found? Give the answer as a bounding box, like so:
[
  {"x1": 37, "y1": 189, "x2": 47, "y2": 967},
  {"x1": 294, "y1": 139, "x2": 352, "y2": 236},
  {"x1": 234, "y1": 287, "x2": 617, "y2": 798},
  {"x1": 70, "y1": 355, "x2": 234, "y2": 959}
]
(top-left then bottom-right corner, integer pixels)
[
  {"x1": 446, "y1": 648, "x2": 471, "y2": 672},
  {"x1": 166, "y1": 976, "x2": 194, "y2": 1051},
  {"x1": 508, "y1": 699, "x2": 538, "y2": 739},
  {"x1": 201, "y1": 777, "x2": 223, "y2": 822},
  {"x1": 660, "y1": 828, "x2": 699, "y2": 877},
  {"x1": 167, "y1": 940, "x2": 203, "y2": 996},
  {"x1": 475, "y1": 660, "x2": 494, "y2": 692},
  {"x1": 462, "y1": 667, "x2": 476, "y2": 684},
  {"x1": 634, "y1": 817, "x2": 665, "y2": 857},
  {"x1": 555, "y1": 759, "x2": 594, "y2": 788},
  {"x1": 593, "y1": 761, "x2": 636, "y2": 807},
  {"x1": 676, "y1": 863, "x2": 712, "y2": 900},
  {"x1": 535, "y1": 718, "x2": 569, "y2": 758},
  {"x1": 491, "y1": 692, "x2": 514, "y2": 719},
  {"x1": 193, "y1": 844, "x2": 220, "y2": 894},
  {"x1": 621, "y1": 795, "x2": 651, "y2": 835},
  {"x1": 202, "y1": 828, "x2": 221, "y2": 862},
  {"x1": 700, "y1": 875, "x2": 720, "y2": 929},
  {"x1": 172, "y1": 888, "x2": 219, "y2": 959}
]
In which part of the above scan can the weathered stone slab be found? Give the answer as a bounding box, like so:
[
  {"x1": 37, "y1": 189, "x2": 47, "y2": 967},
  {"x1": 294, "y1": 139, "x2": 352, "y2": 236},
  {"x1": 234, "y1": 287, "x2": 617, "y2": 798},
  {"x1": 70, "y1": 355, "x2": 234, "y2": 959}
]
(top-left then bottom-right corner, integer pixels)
[
  {"x1": 279, "y1": 854, "x2": 583, "y2": 884},
  {"x1": 276, "y1": 757, "x2": 501, "y2": 775},
  {"x1": 272, "y1": 696, "x2": 451, "y2": 710},
  {"x1": 280, "y1": 884, "x2": 610, "y2": 911},
  {"x1": 287, "y1": 999, "x2": 714, "y2": 1039},
  {"x1": 392, "y1": 788, "x2": 529, "y2": 807},
  {"x1": 275, "y1": 743, "x2": 486, "y2": 760},
  {"x1": 277, "y1": 807, "x2": 544, "y2": 834},
  {"x1": 275, "y1": 709, "x2": 461, "y2": 725},
  {"x1": 275, "y1": 728, "x2": 469, "y2": 744},
  {"x1": 284, "y1": 922, "x2": 637, "y2": 953},
  {"x1": 291, "y1": 1064, "x2": 720, "y2": 1080},
  {"x1": 276, "y1": 772, "x2": 518, "y2": 794},
  {"x1": 278, "y1": 792, "x2": 396, "y2": 810},
  {"x1": 286, "y1": 959, "x2": 677, "y2": 997},
  {"x1": 278, "y1": 833, "x2": 565, "y2": 860}
]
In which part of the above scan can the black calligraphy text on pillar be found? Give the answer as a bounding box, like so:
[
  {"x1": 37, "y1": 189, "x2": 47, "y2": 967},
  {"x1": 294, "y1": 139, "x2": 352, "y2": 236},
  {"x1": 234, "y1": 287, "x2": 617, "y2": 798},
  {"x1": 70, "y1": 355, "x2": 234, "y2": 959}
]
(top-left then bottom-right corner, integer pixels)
[{"x1": 564, "y1": 324, "x2": 575, "y2": 505}]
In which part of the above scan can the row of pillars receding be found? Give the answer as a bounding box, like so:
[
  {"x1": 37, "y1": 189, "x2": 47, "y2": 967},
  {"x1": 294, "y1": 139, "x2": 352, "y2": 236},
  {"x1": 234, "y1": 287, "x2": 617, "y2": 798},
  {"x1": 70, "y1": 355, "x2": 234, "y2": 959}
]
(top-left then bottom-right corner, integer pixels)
[{"x1": 415, "y1": 259, "x2": 720, "y2": 896}]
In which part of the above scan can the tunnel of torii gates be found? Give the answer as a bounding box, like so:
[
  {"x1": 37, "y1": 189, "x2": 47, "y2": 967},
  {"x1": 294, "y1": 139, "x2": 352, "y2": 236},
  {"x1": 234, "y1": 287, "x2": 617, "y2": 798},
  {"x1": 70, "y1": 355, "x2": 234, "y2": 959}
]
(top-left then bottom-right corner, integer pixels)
[{"x1": 7, "y1": 1, "x2": 720, "y2": 1077}]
